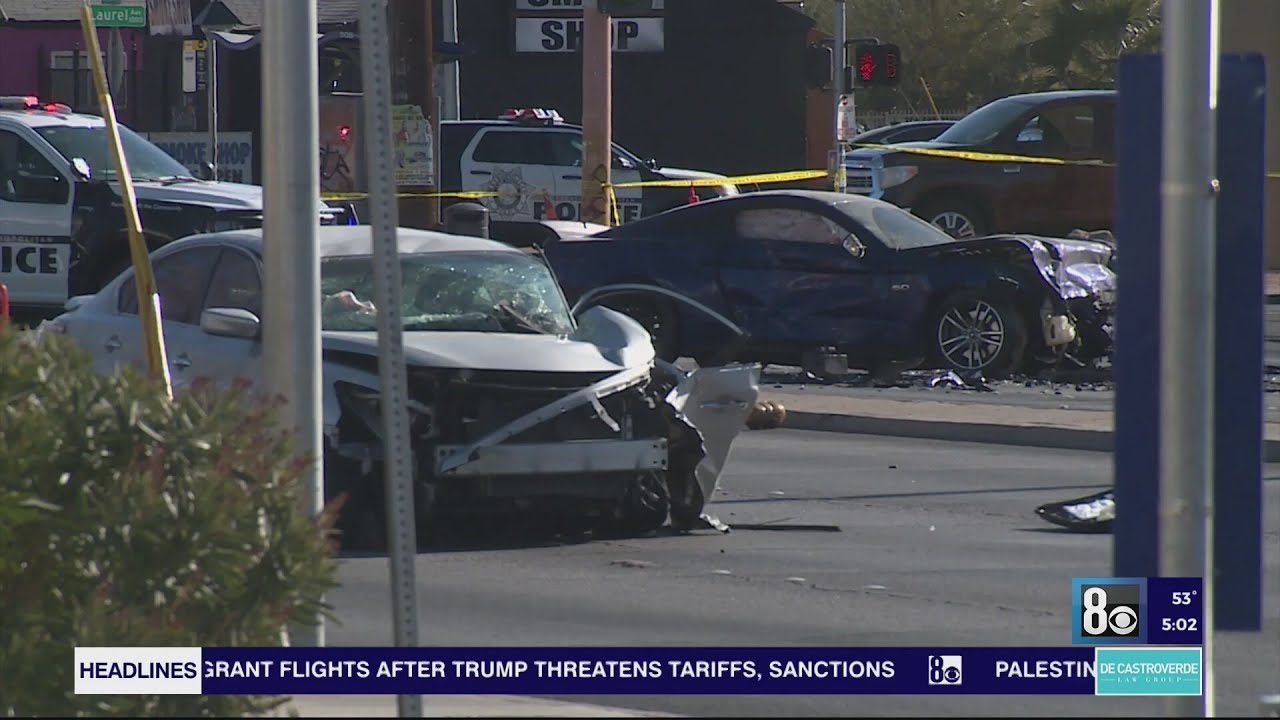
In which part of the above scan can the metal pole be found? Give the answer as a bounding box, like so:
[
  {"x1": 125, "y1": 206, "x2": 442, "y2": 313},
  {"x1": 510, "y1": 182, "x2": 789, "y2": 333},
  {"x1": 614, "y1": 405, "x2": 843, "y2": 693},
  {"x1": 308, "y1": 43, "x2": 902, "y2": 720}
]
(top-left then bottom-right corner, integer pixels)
[
  {"x1": 358, "y1": 0, "x2": 422, "y2": 716},
  {"x1": 207, "y1": 35, "x2": 219, "y2": 177},
  {"x1": 1159, "y1": 0, "x2": 1216, "y2": 716},
  {"x1": 262, "y1": 0, "x2": 325, "y2": 646},
  {"x1": 832, "y1": 0, "x2": 846, "y2": 150},
  {"x1": 424, "y1": 0, "x2": 440, "y2": 226},
  {"x1": 441, "y1": 0, "x2": 460, "y2": 120},
  {"x1": 581, "y1": 0, "x2": 611, "y2": 225}
]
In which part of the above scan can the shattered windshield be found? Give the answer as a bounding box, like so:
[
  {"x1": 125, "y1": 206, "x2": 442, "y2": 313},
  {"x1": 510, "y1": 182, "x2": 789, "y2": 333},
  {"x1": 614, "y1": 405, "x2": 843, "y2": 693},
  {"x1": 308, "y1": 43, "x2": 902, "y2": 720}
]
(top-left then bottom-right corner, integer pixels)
[{"x1": 320, "y1": 251, "x2": 575, "y2": 335}]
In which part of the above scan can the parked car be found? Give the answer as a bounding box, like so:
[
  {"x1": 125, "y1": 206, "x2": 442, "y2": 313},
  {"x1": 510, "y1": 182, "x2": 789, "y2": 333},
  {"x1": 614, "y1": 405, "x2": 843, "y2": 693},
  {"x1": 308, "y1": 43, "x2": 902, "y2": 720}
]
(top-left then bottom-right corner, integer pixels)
[
  {"x1": 843, "y1": 90, "x2": 1116, "y2": 239},
  {"x1": 36, "y1": 226, "x2": 760, "y2": 547},
  {"x1": 850, "y1": 120, "x2": 956, "y2": 146},
  {"x1": 439, "y1": 108, "x2": 738, "y2": 246},
  {"x1": 541, "y1": 190, "x2": 1116, "y2": 377},
  {"x1": 0, "y1": 95, "x2": 340, "y2": 322}
]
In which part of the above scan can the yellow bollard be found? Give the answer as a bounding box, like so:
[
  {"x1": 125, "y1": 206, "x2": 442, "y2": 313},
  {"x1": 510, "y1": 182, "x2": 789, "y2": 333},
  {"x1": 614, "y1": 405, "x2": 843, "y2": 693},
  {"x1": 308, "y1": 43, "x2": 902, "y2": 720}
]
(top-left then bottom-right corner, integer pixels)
[{"x1": 79, "y1": 5, "x2": 171, "y2": 399}]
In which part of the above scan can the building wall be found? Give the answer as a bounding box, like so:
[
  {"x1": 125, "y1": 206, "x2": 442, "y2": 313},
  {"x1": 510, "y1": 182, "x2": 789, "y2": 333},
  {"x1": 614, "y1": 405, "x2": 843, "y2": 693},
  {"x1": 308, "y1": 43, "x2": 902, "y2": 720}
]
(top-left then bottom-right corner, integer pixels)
[
  {"x1": 804, "y1": 26, "x2": 835, "y2": 175},
  {"x1": 0, "y1": 25, "x2": 148, "y2": 125},
  {"x1": 1219, "y1": 0, "x2": 1280, "y2": 269},
  {"x1": 456, "y1": 0, "x2": 815, "y2": 177}
]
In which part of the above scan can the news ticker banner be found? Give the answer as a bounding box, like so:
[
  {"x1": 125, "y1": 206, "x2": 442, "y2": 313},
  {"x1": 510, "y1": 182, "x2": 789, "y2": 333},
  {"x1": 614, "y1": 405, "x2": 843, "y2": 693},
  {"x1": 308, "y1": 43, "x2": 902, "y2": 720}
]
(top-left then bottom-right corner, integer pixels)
[
  {"x1": 1071, "y1": 577, "x2": 1204, "y2": 646},
  {"x1": 74, "y1": 646, "x2": 1203, "y2": 697}
]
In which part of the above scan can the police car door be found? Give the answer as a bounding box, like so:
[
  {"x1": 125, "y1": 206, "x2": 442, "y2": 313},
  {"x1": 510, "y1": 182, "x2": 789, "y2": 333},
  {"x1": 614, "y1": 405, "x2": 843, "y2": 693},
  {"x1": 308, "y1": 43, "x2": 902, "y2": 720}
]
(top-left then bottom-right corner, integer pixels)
[
  {"x1": 460, "y1": 127, "x2": 559, "y2": 224},
  {"x1": 545, "y1": 130, "x2": 644, "y2": 224},
  {"x1": 0, "y1": 127, "x2": 74, "y2": 307}
]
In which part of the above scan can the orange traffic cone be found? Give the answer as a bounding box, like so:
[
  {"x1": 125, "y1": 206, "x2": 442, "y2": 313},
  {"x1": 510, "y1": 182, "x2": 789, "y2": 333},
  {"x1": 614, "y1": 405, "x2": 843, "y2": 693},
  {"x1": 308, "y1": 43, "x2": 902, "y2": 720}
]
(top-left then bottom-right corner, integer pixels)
[
  {"x1": 542, "y1": 191, "x2": 558, "y2": 221},
  {"x1": 687, "y1": 184, "x2": 699, "y2": 204}
]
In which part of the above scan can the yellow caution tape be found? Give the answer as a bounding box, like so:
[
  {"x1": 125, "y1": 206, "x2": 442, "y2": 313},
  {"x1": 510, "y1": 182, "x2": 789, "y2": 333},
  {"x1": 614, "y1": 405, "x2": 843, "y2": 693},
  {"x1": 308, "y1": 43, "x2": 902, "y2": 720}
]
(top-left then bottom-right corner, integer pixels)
[
  {"x1": 320, "y1": 190, "x2": 498, "y2": 201},
  {"x1": 852, "y1": 143, "x2": 1110, "y2": 167},
  {"x1": 856, "y1": 143, "x2": 1280, "y2": 179},
  {"x1": 607, "y1": 169, "x2": 829, "y2": 190}
]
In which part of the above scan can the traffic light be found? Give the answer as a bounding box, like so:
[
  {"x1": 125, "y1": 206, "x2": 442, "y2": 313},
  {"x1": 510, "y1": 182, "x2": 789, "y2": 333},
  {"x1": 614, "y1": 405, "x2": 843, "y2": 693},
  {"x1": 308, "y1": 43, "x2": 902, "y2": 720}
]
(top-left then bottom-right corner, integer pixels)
[{"x1": 850, "y1": 42, "x2": 901, "y2": 88}]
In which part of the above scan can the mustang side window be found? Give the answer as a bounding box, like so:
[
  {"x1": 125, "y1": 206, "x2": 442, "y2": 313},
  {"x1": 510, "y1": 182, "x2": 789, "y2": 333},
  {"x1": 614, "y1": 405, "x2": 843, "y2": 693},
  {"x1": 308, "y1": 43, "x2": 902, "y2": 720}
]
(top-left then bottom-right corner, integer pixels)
[
  {"x1": 118, "y1": 246, "x2": 222, "y2": 324},
  {"x1": 735, "y1": 208, "x2": 854, "y2": 246}
]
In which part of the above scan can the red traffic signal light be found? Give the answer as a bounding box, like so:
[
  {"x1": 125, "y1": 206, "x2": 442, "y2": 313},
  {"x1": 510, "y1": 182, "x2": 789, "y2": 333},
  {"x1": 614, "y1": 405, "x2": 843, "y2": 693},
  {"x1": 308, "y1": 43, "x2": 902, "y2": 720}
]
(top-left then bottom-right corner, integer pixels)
[{"x1": 851, "y1": 42, "x2": 901, "y2": 88}]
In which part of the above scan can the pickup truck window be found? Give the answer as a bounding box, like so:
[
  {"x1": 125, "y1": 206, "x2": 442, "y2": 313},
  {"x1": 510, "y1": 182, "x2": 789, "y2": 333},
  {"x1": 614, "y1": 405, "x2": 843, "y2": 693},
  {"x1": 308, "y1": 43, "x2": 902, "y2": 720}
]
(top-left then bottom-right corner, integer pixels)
[
  {"x1": 934, "y1": 97, "x2": 1033, "y2": 145},
  {"x1": 1013, "y1": 104, "x2": 1098, "y2": 155}
]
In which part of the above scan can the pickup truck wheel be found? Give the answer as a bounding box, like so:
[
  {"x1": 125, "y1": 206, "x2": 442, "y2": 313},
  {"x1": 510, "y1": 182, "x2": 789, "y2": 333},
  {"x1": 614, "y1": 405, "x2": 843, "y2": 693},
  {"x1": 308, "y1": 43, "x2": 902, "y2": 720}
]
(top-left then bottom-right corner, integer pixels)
[
  {"x1": 930, "y1": 292, "x2": 1027, "y2": 379},
  {"x1": 919, "y1": 201, "x2": 987, "y2": 239}
]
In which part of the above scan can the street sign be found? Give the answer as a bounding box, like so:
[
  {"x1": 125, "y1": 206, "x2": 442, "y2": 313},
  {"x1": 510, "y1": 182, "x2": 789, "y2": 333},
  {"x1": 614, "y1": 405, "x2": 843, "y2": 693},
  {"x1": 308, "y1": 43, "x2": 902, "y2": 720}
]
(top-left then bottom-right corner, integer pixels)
[{"x1": 91, "y1": 0, "x2": 146, "y2": 28}]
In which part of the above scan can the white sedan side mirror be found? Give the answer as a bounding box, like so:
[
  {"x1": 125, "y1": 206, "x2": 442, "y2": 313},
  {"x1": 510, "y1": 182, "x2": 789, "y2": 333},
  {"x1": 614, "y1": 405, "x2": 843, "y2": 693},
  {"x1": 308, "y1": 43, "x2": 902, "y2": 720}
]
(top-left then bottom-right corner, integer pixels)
[{"x1": 201, "y1": 307, "x2": 261, "y2": 339}]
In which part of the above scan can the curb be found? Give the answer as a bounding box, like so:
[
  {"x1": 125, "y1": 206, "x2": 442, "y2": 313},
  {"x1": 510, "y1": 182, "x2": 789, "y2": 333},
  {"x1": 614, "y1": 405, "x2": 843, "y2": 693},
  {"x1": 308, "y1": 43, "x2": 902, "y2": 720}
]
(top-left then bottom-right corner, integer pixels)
[{"x1": 779, "y1": 409, "x2": 1280, "y2": 461}]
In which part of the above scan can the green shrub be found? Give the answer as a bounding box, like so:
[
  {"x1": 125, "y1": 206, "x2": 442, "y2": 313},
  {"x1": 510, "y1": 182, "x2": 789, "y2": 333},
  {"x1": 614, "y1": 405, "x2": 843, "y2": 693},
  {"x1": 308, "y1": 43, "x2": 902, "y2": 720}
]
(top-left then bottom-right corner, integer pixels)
[{"x1": 0, "y1": 327, "x2": 339, "y2": 717}]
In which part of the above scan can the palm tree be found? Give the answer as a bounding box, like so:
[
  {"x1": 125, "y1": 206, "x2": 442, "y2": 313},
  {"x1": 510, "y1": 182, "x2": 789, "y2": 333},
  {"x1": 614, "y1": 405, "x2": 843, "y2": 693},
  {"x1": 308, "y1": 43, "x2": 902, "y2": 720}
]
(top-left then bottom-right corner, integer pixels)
[{"x1": 1021, "y1": 0, "x2": 1161, "y2": 88}]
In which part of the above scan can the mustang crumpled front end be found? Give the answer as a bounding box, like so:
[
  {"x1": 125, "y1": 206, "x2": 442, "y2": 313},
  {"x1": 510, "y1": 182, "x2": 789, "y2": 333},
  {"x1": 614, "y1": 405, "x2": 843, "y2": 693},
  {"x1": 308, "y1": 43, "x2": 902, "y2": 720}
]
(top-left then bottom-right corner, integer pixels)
[{"x1": 1024, "y1": 234, "x2": 1117, "y2": 364}]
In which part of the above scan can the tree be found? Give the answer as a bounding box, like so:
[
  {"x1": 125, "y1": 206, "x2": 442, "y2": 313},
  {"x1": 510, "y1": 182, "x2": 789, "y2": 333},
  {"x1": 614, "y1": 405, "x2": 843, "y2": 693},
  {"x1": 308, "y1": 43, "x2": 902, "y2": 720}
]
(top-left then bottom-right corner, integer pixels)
[
  {"x1": 1019, "y1": 0, "x2": 1161, "y2": 89},
  {"x1": 800, "y1": 0, "x2": 1161, "y2": 118}
]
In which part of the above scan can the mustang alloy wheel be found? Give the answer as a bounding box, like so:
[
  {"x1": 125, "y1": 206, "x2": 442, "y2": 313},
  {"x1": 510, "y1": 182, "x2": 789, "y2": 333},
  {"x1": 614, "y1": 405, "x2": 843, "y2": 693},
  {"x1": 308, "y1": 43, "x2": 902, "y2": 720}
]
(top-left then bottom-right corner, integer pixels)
[
  {"x1": 938, "y1": 299, "x2": 1005, "y2": 370},
  {"x1": 931, "y1": 292, "x2": 1028, "y2": 378}
]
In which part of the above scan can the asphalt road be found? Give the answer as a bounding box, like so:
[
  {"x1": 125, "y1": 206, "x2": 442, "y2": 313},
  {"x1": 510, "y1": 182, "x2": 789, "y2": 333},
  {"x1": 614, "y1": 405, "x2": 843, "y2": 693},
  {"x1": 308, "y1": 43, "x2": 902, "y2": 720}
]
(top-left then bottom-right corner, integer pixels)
[{"x1": 325, "y1": 430, "x2": 1279, "y2": 717}]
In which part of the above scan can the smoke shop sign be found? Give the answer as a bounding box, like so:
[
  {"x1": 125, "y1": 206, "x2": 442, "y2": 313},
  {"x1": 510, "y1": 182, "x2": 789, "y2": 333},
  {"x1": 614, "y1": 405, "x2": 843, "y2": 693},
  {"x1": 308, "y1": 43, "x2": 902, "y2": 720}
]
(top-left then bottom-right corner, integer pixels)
[{"x1": 514, "y1": 16, "x2": 664, "y2": 53}]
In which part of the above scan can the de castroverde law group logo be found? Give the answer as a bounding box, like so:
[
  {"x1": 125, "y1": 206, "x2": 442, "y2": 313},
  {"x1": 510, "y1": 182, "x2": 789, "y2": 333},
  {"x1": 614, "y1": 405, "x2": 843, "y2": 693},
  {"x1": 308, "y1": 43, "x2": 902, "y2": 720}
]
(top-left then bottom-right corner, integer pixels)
[{"x1": 1093, "y1": 647, "x2": 1203, "y2": 697}]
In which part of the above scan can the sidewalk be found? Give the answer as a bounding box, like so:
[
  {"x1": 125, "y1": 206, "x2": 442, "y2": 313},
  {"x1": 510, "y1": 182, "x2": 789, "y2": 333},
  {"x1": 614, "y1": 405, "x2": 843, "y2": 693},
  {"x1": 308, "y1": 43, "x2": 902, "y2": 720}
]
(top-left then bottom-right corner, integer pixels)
[
  {"x1": 276, "y1": 695, "x2": 677, "y2": 717},
  {"x1": 764, "y1": 389, "x2": 1280, "y2": 460}
]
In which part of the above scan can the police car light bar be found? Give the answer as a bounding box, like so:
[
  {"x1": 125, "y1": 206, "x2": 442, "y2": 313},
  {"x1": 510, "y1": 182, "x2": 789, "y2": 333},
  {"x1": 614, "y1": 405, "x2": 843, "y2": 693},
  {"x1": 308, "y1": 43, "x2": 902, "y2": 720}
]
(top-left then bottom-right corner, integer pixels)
[
  {"x1": 499, "y1": 108, "x2": 564, "y2": 125},
  {"x1": 0, "y1": 96, "x2": 72, "y2": 113}
]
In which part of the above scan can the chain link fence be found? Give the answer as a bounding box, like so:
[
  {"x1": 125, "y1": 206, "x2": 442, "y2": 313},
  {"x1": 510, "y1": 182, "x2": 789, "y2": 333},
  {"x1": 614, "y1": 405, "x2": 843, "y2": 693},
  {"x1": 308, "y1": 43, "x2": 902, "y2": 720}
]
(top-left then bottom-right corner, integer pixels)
[{"x1": 857, "y1": 109, "x2": 972, "y2": 130}]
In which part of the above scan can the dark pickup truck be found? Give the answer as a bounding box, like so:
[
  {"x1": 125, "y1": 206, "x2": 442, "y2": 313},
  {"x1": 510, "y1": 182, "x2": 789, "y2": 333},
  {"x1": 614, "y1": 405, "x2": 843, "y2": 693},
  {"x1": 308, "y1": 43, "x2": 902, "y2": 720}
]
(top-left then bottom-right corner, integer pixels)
[{"x1": 843, "y1": 90, "x2": 1116, "y2": 239}]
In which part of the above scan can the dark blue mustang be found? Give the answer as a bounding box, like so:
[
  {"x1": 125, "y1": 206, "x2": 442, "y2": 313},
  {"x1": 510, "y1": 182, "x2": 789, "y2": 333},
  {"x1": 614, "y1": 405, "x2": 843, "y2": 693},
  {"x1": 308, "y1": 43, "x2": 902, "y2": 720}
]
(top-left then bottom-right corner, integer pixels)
[{"x1": 541, "y1": 190, "x2": 1114, "y2": 377}]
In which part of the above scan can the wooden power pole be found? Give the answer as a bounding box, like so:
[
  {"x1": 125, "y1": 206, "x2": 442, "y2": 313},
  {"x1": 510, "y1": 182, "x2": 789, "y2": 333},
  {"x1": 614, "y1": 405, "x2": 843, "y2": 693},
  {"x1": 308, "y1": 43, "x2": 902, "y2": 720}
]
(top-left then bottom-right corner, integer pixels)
[
  {"x1": 390, "y1": 0, "x2": 439, "y2": 229},
  {"x1": 580, "y1": 1, "x2": 612, "y2": 225}
]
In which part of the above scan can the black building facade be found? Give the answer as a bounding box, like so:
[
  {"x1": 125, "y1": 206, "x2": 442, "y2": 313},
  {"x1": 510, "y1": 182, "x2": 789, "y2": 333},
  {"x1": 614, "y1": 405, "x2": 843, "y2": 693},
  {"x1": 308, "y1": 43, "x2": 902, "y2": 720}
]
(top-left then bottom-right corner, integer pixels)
[
  {"x1": 120, "y1": 0, "x2": 823, "y2": 183},
  {"x1": 455, "y1": 0, "x2": 818, "y2": 177}
]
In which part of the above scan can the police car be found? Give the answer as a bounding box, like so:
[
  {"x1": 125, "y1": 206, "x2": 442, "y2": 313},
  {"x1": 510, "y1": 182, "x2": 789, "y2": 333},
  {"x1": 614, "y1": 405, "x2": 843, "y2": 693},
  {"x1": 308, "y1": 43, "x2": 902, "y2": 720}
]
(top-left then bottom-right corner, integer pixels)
[
  {"x1": 441, "y1": 108, "x2": 737, "y2": 245},
  {"x1": 0, "y1": 95, "x2": 338, "y2": 319}
]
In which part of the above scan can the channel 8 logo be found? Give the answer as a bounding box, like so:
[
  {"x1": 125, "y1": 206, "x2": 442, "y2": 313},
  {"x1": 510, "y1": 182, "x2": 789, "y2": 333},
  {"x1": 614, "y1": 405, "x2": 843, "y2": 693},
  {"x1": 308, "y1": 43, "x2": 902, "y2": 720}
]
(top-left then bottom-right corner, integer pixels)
[
  {"x1": 1073, "y1": 578, "x2": 1145, "y2": 644},
  {"x1": 927, "y1": 655, "x2": 963, "y2": 685}
]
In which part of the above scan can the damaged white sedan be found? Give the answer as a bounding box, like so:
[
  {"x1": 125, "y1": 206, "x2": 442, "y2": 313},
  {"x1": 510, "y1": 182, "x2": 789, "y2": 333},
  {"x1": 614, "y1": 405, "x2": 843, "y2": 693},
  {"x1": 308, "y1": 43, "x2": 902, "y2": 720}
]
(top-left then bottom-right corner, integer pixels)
[{"x1": 41, "y1": 226, "x2": 761, "y2": 547}]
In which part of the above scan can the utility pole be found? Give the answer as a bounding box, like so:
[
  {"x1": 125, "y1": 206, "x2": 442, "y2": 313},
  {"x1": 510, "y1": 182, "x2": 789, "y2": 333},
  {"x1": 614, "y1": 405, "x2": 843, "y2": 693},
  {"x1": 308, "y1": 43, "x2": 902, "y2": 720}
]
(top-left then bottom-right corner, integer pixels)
[
  {"x1": 424, "y1": 0, "x2": 440, "y2": 227},
  {"x1": 833, "y1": 0, "x2": 846, "y2": 151},
  {"x1": 440, "y1": 0, "x2": 460, "y2": 120},
  {"x1": 262, "y1": 0, "x2": 324, "y2": 647},
  {"x1": 1159, "y1": 0, "x2": 1217, "y2": 716},
  {"x1": 580, "y1": 0, "x2": 612, "y2": 225},
  {"x1": 390, "y1": 0, "x2": 439, "y2": 229},
  {"x1": 207, "y1": 34, "x2": 219, "y2": 176}
]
